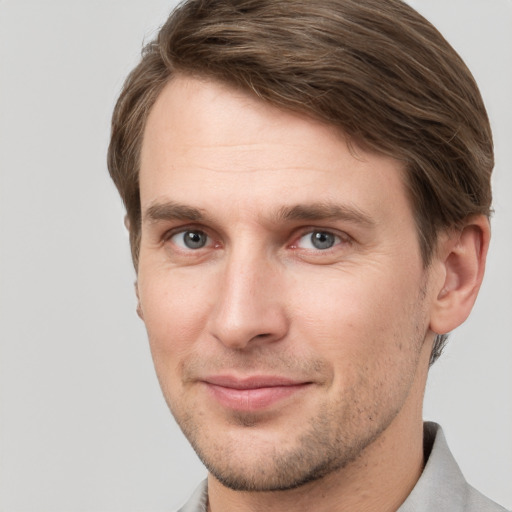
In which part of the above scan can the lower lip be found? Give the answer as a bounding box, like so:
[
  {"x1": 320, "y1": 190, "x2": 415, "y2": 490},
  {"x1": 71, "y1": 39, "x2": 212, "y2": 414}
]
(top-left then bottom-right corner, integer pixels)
[{"x1": 204, "y1": 383, "x2": 310, "y2": 411}]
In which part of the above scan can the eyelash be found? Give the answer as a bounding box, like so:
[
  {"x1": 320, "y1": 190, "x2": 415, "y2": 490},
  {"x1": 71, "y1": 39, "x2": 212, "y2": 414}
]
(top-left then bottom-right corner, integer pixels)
[
  {"x1": 162, "y1": 226, "x2": 351, "y2": 254},
  {"x1": 290, "y1": 230, "x2": 349, "y2": 252},
  {"x1": 164, "y1": 227, "x2": 216, "y2": 250}
]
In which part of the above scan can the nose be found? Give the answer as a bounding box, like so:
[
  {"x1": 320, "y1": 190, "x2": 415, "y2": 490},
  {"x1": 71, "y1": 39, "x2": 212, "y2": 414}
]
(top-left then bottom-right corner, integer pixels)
[{"x1": 207, "y1": 249, "x2": 289, "y2": 350}]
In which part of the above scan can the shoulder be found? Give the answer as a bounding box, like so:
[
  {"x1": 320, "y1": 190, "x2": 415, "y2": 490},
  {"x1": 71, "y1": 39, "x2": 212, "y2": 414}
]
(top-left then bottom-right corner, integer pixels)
[
  {"x1": 399, "y1": 422, "x2": 509, "y2": 512},
  {"x1": 464, "y1": 484, "x2": 510, "y2": 512}
]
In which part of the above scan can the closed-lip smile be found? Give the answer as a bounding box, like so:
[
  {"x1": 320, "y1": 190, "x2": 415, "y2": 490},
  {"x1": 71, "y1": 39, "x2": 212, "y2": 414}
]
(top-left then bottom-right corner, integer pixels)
[{"x1": 201, "y1": 375, "x2": 312, "y2": 411}]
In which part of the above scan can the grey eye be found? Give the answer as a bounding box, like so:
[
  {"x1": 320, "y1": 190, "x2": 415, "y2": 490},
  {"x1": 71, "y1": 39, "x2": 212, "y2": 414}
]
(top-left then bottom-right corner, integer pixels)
[
  {"x1": 311, "y1": 231, "x2": 336, "y2": 249},
  {"x1": 172, "y1": 230, "x2": 209, "y2": 249},
  {"x1": 297, "y1": 231, "x2": 339, "y2": 250}
]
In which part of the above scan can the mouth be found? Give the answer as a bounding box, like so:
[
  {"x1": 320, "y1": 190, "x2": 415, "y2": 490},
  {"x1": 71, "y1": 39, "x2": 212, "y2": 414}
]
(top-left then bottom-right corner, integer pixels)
[{"x1": 201, "y1": 375, "x2": 312, "y2": 412}]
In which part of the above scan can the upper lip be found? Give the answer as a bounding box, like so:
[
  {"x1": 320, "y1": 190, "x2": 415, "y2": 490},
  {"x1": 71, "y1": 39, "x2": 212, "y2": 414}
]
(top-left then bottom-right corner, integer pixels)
[{"x1": 202, "y1": 375, "x2": 310, "y2": 389}]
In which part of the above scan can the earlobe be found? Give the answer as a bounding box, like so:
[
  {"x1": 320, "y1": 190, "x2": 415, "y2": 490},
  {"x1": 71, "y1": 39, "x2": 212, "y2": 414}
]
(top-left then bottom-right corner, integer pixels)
[
  {"x1": 429, "y1": 216, "x2": 490, "y2": 335},
  {"x1": 135, "y1": 281, "x2": 144, "y2": 320}
]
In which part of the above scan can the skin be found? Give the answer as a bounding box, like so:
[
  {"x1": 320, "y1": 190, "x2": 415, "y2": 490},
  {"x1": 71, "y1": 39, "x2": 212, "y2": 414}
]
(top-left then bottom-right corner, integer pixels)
[{"x1": 136, "y1": 76, "x2": 489, "y2": 512}]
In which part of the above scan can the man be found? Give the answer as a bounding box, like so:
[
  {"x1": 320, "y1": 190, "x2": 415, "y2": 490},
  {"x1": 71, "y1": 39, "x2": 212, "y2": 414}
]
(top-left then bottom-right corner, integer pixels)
[{"x1": 107, "y1": 1, "x2": 508, "y2": 511}]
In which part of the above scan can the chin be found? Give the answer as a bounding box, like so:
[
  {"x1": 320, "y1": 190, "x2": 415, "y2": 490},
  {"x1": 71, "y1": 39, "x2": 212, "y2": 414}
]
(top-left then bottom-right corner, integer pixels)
[{"x1": 182, "y1": 408, "x2": 385, "y2": 493}]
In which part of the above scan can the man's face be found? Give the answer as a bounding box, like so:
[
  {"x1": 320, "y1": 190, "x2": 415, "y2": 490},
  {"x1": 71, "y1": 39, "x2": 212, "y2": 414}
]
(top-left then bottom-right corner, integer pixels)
[{"x1": 137, "y1": 76, "x2": 437, "y2": 491}]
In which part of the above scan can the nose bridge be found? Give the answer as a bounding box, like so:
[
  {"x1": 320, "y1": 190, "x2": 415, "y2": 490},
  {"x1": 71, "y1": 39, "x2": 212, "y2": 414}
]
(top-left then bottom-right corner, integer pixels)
[{"x1": 208, "y1": 240, "x2": 287, "y2": 349}]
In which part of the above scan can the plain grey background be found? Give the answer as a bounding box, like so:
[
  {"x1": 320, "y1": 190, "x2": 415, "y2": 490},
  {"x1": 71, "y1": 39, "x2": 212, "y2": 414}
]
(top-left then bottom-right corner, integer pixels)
[{"x1": 1, "y1": 1, "x2": 511, "y2": 511}]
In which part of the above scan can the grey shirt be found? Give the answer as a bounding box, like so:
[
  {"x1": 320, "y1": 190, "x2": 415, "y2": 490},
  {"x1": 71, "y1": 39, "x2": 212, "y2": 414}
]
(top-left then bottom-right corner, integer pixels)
[{"x1": 176, "y1": 422, "x2": 509, "y2": 512}]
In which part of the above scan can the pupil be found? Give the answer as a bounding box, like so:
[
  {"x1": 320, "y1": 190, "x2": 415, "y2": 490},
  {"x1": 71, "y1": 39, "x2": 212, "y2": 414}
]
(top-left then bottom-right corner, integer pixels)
[
  {"x1": 184, "y1": 231, "x2": 206, "y2": 249},
  {"x1": 312, "y1": 231, "x2": 335, "y2": 250}
]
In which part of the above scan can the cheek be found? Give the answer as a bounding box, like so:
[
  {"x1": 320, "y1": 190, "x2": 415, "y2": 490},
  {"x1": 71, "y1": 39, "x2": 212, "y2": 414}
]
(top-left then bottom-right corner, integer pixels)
[
  {"x1": 290, "y1": 266, "x2": 425, "y2": 370},
  {"x1": 291, "y1": 269, "x2": 427, "y2": 423},
  {"x1": 293, "y1": 269, "x2": 395, "y2": 337},
  {"x1": 138, "y1": 267, "x2": 215, "y2": 369}
]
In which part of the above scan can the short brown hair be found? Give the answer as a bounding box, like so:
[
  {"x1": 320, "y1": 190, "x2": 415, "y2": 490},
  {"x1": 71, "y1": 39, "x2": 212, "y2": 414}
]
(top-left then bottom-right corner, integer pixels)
[{"x1": 108, "y1": 0, "x2": 493, "y2": 363}]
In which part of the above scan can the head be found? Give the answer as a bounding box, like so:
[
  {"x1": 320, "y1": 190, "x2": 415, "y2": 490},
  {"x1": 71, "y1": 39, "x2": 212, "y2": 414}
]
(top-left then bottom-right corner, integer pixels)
[
  {"x1": 107, "y1": 0, "x2": 493, "y2": 495},
  {"x1": 108, "y1": 0, "x2": 493, "y2": 366}
]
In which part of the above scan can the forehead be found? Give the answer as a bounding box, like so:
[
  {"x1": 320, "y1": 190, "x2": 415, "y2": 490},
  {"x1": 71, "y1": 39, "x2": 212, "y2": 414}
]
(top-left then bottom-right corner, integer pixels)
[
  {"x1": 139, "y1": 76, "x2": 412, "y2": 227},
  {"x1": 141, "y1": 76, "x2": 352, "y2": 172}
]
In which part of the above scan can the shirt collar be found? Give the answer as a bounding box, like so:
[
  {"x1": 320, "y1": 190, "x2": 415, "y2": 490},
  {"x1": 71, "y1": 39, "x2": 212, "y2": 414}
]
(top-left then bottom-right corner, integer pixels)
[{"x1": 398, "y1": 422, "x2": 467, "y2": 511}]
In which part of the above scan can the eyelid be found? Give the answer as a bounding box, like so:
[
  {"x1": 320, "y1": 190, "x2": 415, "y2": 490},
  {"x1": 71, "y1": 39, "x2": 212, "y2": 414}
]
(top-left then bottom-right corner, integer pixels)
[
  {"x1": 159, "y1": 224, "x2": 352, "y2": 254},
  {"x1": 163, "y1": 225, "x2": 217, "y2": 250},
  {"x1": 162, "y1": 223, "x2": 207, "y2": 240},
  {"x1": 289, "y1": 227, "x2": 352, "y2": 249}
]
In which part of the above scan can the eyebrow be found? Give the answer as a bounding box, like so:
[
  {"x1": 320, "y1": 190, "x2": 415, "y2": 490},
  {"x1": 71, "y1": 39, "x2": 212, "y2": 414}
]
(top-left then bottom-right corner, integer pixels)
[
  {"x1": 273, "y1": 203, "x2": 375, "y2": 227},
  {"x1": 143, "y1": 201, "x2": 208, "y2": 224},
  {"x1": 143, "y1": 200, "x2": 375, "y2": 227}
]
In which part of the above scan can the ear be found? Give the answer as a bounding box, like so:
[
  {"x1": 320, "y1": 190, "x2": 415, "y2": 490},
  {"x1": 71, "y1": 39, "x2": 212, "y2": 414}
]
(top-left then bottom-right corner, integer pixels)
[
  {"x1": 135, "y1": 281, "x2": 144, "y2": 320},
  {"x1": 429, "y1": 215, "x2": 490, "y2": 335}
]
